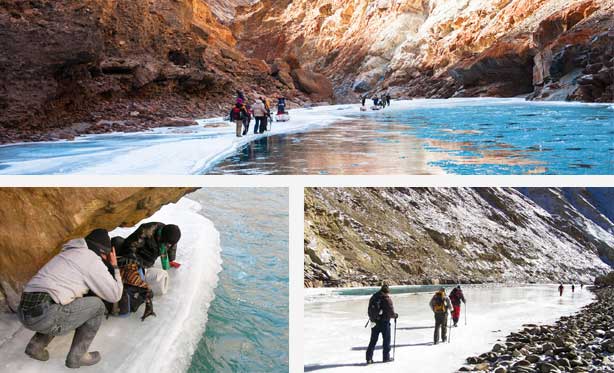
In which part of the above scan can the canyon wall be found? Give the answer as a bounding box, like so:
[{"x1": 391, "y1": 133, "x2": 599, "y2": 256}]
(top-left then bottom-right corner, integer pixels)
[
  {"x1": 0, "y1": 0, "x2": 321, "y2": 143},
  {"x1": 0, "y1": 187, "x2": 195, "y2": 311},
  {"x1": 235, "y1": 0, "x2": 613, "y2": 102},
  {"x1": 304, "y1": 187, "x2": 614, "y2": 288},
  {"x1": 1, "y1": 0, "x2": 611, "y2": 142}
]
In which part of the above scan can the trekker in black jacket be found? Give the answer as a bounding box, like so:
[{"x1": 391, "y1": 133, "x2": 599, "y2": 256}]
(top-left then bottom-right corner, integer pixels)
[
  {"x1": 366, "y1": 284, "x2": 398, "y2": 364},
  {"x1": 115, "y1": 222, "x2": 181, "y2": 269}
]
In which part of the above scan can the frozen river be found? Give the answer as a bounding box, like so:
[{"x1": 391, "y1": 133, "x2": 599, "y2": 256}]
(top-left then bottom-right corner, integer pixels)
[
  {"x1": 0, "y1": 99, "x2": 612, "y2": 175},
  {"x1": 304, "y1": 284, "x2": 594, "y2": 373}
]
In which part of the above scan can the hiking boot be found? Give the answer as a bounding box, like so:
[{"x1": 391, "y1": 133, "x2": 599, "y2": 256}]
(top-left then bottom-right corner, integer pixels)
[
  {"x1": 383, "y1": 358, "x2": 394, "y2": 362},
  {"x1": 366, "y1": 360, "x2": 374, "y2": 365},
  {"x1": 25, "y1": 333, "x2": 54, "y2": 361},
  {"x1": 66, "y1": 351, "x2": 101, "y2": 368},
  {"x1": 434, "y1": 341, "x2": 438, "y2": 345},
  {"x1": 65, "y1": 316, "x2": 102, "y2": 368}
]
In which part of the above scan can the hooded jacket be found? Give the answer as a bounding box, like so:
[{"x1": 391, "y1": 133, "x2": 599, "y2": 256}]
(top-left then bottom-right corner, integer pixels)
[
  {"x1": 252, "y1": 101, "x2": 267, "y2": 117},
  {"x1": 23, "y1": 238, "x2": 123, "y2": 305},
  {"x1": 117, "y1": 222, "x2": 177, "y2": 268}
]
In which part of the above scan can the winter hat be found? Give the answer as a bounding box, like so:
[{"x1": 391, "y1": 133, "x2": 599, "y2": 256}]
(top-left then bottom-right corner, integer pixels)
[
  {"x1": 381, "y1": 284, "x2": 390, "y2": 293},
  {"x1": 236, "y1": 98, "x2": 244, "y2": 105},
  {"x1": 85, "y1": 228, "x2": 113, "y2": 255},
  {"x1": 439, "y1": 287, "x2": 446, "y2": 292},
  {"x1": 456, "y1": 285, "x2": 461, "y2": 289},
  {"x1": 160, "y1": 224, "x2": 181, "y2": 245}
]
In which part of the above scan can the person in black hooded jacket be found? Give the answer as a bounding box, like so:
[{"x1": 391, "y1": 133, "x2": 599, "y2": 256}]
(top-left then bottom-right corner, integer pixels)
[
  {"x1": 366, "y1": 284, "x2": 398, "y2": 364},
  {"x1": 115, "y1": 222, "x2": 181, "y2": 269}
]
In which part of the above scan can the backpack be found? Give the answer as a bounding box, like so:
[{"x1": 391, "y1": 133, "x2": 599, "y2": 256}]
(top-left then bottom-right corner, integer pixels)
[
  {"x1": 231, "y1": 107, "x2": 244, "y2": 121},
  {"x1": 367, "y1": 292, "x2": 383, "y2": 322},
  {"x1": 433, "y1": 292, "x2": 446, "y2": 312}
]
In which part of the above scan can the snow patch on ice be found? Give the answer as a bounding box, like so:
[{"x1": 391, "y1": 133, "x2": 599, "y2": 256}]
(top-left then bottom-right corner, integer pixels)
[{"x1": 0, "y1": 197, "x2": 223, "y2": 373}]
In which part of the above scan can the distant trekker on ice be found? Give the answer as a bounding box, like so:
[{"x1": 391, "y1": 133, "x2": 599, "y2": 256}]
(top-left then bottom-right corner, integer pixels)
[
  {"x1": 572, "y1": 284, "x2": 575, "y2": 293},
  {"x1": 449, "y1": 285, "x2": 466, "y2": 327},
  {"x1": 558, "y1": 283, "x2": 564, "y2": 296},
  {"x1": 430, "y1": 287, "x2": 452, "y2": 345},
  {"x1": 366, "y1": 284, "x2": 398, "y2": 364}
]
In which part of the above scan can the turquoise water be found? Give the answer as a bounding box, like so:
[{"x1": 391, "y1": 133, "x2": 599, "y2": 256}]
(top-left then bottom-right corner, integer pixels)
[
  {"x1": 210, "y1": 99, "x2": 614, "y2": 175},
  {"x1": 187, "y1": 188, "x2": 289, "y2": 373}
]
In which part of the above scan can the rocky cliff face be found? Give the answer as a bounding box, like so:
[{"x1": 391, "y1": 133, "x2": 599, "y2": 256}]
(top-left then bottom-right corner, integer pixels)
[
  {"x1": 2, "y1": 0, "x2": 611, "y2": 143},
  {"x1": 0, "y1": 0, "x2": 318, "y2": 143},
  {"x1": 0, "y1": 187, "x2": 194, "y2": 311},
  {"x1": 235, "y1": 0, "x2": 613, "y2": 102},
  {"x1": 304, "y1": 188, "x2": 614, "y2": 288}
]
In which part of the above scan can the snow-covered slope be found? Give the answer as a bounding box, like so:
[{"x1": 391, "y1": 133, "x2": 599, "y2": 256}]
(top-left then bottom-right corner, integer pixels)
[
  {"x1": 304, "y1": 188, "x2": 614, "y2": 287},
  {"x1": 0, "y1": 197, "x2": 223, "y2": 372}
]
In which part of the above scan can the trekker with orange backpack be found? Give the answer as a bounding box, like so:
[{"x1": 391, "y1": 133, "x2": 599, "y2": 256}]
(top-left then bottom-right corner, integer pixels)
[{"x1": 429, "y1": 287, "x2": 452, "y2": 344}]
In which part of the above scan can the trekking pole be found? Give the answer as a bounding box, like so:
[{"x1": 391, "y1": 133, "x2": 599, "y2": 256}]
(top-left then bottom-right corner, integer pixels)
[{"x1": 394, "y1": 318, "x2": 398, "y2": 358}]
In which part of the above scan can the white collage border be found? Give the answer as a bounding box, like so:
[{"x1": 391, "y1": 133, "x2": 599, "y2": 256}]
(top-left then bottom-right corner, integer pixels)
[{"x1": 2, "y1": 175, "x2": 614, "y2": 372}]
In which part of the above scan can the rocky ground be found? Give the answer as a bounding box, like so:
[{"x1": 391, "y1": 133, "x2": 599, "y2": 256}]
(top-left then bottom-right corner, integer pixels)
[{"x1": 459, "y1": 277, "x2": 614, "y2": 372}]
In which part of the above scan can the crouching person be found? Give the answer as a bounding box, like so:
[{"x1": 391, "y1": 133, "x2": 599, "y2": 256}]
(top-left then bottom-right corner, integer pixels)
[
  {"x1": 111, "y1": 261, "x2": 156, "y2": 321},
  {"x1": 17, "y1": 229, "x2": 123, "y2": 368}
]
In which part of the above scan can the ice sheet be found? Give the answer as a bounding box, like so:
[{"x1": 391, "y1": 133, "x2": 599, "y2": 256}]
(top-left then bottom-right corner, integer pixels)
[
  {"x1": 304, "y1": 285, "x2": 594, "y2": 373},
  {"x1": 0, "y1": 197, "x2": 223, "y2": 373}
]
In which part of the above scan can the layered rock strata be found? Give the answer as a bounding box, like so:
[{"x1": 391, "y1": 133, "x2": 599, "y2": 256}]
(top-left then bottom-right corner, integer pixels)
[{"x1": 304, "y1": 188, "x2": 614, "y2": 287}]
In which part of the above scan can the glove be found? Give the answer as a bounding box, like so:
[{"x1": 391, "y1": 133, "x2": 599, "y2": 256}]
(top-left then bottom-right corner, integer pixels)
[{"x1": 169, "y1": 261, "x2": 181, "y2": 269}]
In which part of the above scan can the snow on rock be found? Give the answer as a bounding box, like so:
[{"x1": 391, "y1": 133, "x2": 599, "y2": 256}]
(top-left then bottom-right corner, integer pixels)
[
  {"x1": 304, "y1": 285, "x2": 595, "y2": 373},
  {"x1": 305, "y1": 187, "x2": 614, "y2": 287},
  {"x1": 0, "y1": 197, "x2": 223, "y2": 373}
]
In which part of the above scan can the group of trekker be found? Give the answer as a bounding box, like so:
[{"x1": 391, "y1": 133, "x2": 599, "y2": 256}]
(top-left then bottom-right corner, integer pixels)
[
  {"x1": 229, "y1": 91, "x2": 288, "y2": 137},
  {"x1": 361, "y1": 93, "x2": 392, "y2": 109},
  {"x1": 559, "y1": 282, "x2": 582, "y2": 296},
  {"x1": 365, "y1": 284, "x2": 466, "y2": 364},
  {"x1": 16, "y1": 223, "x2": 181, "y2": 368}
]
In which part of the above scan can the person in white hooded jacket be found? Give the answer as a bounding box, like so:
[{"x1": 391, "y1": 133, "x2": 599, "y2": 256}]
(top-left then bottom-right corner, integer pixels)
[{"x1": 17, "y1": 228, "x2": 123, "y2": 369}]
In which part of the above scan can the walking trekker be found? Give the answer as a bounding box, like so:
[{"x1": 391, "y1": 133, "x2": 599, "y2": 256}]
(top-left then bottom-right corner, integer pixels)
[
  {"x1": 242, "y1": 102, "x2": 253, "y2": 136},
  {"x1": 430, "y1": 287, "x2": 452, "y2": 345},
  {"x1": 559, "y1": 283, "x2": 564, "y2": 296},
  {"x1": 252, "y1": 98, "x2": 268, "y2": 134},
  {"x1": 17, "y1": 229, "x2": 123, "y2": 368},
  {"x1": 365, "y1": 284, "x2": 398, "y2": 364},
  {"x1": 361, "y1": 95, "x2": 367, "y2": 107},
  {"x1": 264, "y1": 98, "x2": 272, "y2": 131},
  {"x1": 230, "y1": 99, "x2": 248, "y2": 137},
  {"x1": 386, "y1": 93, "x2": 391, "y2": 106},
  {"x1": 449, "y1": 285, "x2": 466, "y2": 327},
  {"x1": 572, "y1": 284, "x2": 575, "y2": 293}
]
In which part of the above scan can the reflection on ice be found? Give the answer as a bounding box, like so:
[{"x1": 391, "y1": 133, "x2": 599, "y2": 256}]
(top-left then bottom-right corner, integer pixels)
[{"x1": 0, "y1": 98, "x2": 612, "y2": 175}]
